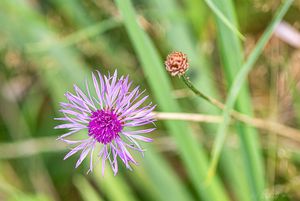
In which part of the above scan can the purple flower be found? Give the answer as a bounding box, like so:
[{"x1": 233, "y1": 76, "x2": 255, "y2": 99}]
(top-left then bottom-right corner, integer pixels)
[{"x1": 55, "y1": 70, "x2": 155, "y2": 175}]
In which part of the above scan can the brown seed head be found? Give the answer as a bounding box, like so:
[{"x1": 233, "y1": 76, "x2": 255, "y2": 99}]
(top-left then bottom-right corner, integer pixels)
[{"x1": 165, "y1": 51, "x2": 189, "y2": 76}]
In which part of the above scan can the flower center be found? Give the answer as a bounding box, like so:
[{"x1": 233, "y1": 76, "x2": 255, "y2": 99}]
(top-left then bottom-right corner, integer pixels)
[{"x1": 88, "y1": 109, "x2": 123, "y2": 144}]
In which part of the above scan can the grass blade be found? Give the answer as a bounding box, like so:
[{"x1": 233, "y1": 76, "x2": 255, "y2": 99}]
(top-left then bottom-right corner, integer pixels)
[
  {"x1": 26, "y1": 18, "x2": 121, "y2": 53},
  {"x1": 129, "y1": 145, "x2": 195, "y2": 201},
  {"x1": 94, "y1": 167, "x2": 138, "y2": 201},
  {"x1": 208, "y1": 0, "x2": 294, "y2": 200},
  {"x1": 150, "y1": 0, "x2": 254, "y2": 200},
  {"x1": 0, "y1": 2, "x2": 140, "y2": 201},
  {"x1": 114, "y1": 0, "x2": 230, "y2": 200},
  {"x1": 204, "y1": 0, "x2": 245, "y2": 40},
  {"x1": 73, "y1": 175, "x2": 104, "y2": 201}
]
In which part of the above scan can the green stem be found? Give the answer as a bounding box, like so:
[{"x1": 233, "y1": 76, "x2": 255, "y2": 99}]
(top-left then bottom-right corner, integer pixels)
[{"x1": 181, "y1": 74, "x2": 224, "y2": 109}]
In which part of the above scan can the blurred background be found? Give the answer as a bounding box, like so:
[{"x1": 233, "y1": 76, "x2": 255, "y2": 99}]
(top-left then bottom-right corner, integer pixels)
[{"x1": 0, "y1": 0, "x2": 300, "y2": 201}]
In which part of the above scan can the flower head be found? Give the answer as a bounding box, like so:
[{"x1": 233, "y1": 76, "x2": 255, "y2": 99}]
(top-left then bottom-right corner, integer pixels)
[
  {"x1": 55, "y1": 70, "x2": 155, "y2": 175},
  {"x1": 165, "y1": 51, "x2": 189, "y2": 76}
]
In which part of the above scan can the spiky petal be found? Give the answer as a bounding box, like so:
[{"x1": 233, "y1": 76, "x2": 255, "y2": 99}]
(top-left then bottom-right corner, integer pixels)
[{"x1": 55, "y1": 70, "x2": 155, "y2": 175}]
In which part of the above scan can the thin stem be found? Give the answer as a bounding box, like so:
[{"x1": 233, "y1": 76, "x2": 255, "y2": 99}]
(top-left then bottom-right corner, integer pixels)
[
  {"x1": 153, "y1": 112, "x2": 300, "y2": 143},
  {"x1": 181, "y1": 74, "x2": 300, "y2": 142},
  {"x1": 181, "y1": 74, "x2": 225, "y2": 109}
]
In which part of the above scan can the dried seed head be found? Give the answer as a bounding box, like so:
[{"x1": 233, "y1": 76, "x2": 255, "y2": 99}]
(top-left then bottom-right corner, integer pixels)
[{"x1": 165, "y1": 51, "x2": 189, "y2": 76}]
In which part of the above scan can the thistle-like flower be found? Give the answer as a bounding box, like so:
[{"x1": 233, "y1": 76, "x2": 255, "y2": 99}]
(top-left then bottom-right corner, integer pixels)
[
  {"x1": 55, "y1": 70, "x2": 155, "y2": 175},
  {"x1": 165, "y1": 51, "x2": 189, "y2": 76}
]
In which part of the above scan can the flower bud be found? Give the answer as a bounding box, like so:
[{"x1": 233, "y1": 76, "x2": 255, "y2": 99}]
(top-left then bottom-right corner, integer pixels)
[{"x1": 165, "y1": 51, "x2": 189, "y2": 76}]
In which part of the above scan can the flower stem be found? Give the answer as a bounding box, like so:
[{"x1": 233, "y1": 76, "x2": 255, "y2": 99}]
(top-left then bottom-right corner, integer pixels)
[
  {"x1": 181, "y1": 74, "x2": 288, "y2": 138},
  {"x1": 181, "y1": 74, "x2": 225, "y2": 110}
]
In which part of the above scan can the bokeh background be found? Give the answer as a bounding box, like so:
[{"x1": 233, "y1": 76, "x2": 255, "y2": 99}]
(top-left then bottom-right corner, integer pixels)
[{"x1": 1, "y1": 0, "x2": 300, "y2": 201}]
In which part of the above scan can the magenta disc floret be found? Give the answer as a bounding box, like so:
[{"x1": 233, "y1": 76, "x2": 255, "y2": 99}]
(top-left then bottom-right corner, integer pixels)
[{"x1": 88, "y1": 109, "x2": 123, "y2": 144}]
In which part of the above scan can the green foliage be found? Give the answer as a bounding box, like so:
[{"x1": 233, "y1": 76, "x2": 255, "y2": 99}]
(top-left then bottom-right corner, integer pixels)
[{"x1": 0, "y1": 0, "x2": 299, "y2": 201}]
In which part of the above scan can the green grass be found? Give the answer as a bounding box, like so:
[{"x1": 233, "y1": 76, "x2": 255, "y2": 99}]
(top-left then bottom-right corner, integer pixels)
[
  {"x1": 115, "y1": 0, "x2": 230, "y2": 200},
  {"x1": 0, "y1": 0, "x2": 299, "y2": 201},
  {"x1": 208, "y1": 1, "x2": 293, "y2": 200}
]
